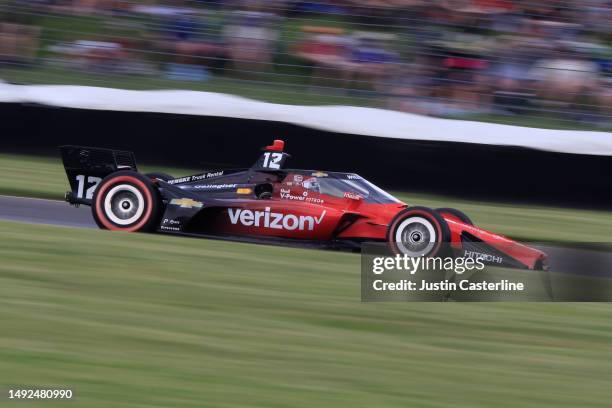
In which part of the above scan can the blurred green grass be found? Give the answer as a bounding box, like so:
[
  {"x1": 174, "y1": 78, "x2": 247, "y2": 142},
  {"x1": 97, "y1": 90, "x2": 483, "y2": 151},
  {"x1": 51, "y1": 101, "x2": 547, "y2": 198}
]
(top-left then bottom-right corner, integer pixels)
[
  {"x1": 1, "y1": 153, "x2": 612, "y2": 242},
  {"x1": 1, "y1": 220, "x2": 612, "y2": 408}
]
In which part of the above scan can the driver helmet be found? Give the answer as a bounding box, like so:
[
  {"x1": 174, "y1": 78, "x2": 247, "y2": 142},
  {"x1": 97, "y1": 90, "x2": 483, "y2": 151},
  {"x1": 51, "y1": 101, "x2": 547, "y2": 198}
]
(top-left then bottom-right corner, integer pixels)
[{"x1": 302, "y1": 177, "x2": 320, "y2": 192}]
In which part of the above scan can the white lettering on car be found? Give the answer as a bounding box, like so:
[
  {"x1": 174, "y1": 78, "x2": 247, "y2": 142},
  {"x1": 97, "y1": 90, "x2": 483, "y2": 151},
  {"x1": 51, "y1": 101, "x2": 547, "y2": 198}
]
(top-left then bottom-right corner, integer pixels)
[
  {"x1": 227, "y1": 207, "x2": 326, "y2": 231},
  {"x1": 228, "y1": 208, "x2": 240, "y2": 224},
  {"x1": 168, "y1": 176, "x2": 191, "y2": 185},
  {"x1": 168, "y1": 171, "x2": 225, "y2": 185},
  {"x1": 464, "y1": 250, "x2": 503, "y2": 264},
  {"x1": 269, "y1": 212, "x2": 283, "y2": 229}
]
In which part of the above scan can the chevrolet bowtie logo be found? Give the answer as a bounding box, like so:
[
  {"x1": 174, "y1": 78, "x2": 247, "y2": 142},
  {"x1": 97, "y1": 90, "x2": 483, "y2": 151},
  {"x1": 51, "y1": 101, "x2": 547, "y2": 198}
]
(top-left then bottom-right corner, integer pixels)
[{"x1": 170, "y1": 198, "x2": 204, "y2": 209}]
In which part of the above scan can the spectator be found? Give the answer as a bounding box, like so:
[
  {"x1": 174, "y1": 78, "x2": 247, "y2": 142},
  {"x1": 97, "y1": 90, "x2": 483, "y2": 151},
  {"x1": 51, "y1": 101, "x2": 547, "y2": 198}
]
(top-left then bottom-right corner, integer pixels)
[
  {"x1": 348, "y1": 32, "x2": 398, "y2": 92},
  {"x1": 293, "y1": 26, "x2": 353, "y2": 88},
  {"x1": 223, "y1": 10, "x2": 279, "y2": 76},
  {"x1": 3, "y1": 0, "x2": 612, "y2": 126},
  {"x1": 530, "y1": 48, "x2": 600, "y2": 108},
  {"x1": 0, "y1": 23, "x2": 41, "y2": 66}
]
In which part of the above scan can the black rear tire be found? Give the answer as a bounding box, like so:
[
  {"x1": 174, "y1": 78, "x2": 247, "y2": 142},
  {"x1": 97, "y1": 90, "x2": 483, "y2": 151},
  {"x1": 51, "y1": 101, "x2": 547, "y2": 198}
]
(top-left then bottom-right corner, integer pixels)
[
  {"x1": 92, "y1": 171, "x2": 163, "y2": 232},
  {"x1": 145, "y1": 172, "x2": 174, "y2": 182}
]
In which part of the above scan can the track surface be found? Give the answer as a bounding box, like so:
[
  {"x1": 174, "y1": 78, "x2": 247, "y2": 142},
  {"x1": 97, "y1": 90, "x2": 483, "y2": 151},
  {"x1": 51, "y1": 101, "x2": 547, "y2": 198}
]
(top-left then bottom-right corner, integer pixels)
[{"x1": 0, "y1": 195, "x2": 95, "y2": 228}]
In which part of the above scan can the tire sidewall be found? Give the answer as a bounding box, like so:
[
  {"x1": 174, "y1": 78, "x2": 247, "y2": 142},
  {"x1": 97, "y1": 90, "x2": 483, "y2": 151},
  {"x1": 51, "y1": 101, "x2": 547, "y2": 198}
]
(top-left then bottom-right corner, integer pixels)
[
  {"x1": 145, "y1": 172, "x2": 174, "y2": 182},
  {"x1": 92, "y1": 171, "x2": 161, "y2": 232},
  {"x1": 387, "y1": 206, "x2": 451, "y2": 257}
]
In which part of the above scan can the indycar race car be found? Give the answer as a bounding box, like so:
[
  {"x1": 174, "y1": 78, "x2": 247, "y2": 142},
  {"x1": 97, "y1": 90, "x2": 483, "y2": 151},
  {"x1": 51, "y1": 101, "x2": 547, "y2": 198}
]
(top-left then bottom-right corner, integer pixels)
[{"x1": 60, "y1": 140, "x2": 548, "y2": 270}]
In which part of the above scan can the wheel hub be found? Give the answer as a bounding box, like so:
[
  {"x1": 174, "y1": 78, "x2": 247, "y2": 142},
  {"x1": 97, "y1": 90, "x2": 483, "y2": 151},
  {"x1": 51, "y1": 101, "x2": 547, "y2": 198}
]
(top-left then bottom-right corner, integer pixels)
[
  {"x1": 409, "y1": 231, "x2": 422, "y2": 243},
  {"x1": 102, "y1": 183, "x2": 147, "y2": 227},
  {"x1": 401, "y1": 222, "x2": 431, "y2": 251},
  {"x1": 394, "y1": 216, "x2": 437, "y2": 257},
  {"x1": 110, "y1": 191, "x2": 139, "y2": 221}
]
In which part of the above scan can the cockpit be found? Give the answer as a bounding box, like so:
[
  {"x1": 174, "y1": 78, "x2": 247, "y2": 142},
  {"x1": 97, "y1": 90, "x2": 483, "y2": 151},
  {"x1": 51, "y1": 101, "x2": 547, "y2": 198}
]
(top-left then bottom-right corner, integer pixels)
[{"x1": 284, "y1": 172, "x2": 400, "y2": 204}]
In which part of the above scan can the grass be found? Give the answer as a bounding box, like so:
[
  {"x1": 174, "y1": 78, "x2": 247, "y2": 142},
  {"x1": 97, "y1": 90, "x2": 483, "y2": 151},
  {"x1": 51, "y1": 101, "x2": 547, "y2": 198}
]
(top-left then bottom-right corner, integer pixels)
[
  {"x1": 1, "y1": 220, "x2": 612, "y2": 407},
  {"x1": 1, "y1": 153, "x2": 612, "y2": 243}
]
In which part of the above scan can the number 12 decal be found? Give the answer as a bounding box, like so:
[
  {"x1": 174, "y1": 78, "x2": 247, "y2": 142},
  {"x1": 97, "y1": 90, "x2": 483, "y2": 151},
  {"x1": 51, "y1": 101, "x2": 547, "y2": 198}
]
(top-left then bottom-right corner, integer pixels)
[
  {"x1": 75, "y1": 175, "x2": 102, "y2": 199},
  {"x1": 262, "y1": 152, "x2": 283, "y2": 169}
]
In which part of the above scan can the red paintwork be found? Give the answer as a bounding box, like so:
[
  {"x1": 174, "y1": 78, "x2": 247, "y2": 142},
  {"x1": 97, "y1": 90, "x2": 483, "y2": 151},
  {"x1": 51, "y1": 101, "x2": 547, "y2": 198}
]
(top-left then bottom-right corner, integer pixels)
[
  {"x1": 266, "y1": 140, "x2": 285, "y2": 152},
  {"x1": 202, "y1": 171, "x2": 547, "y2": 269},
  {"x1": 445, "y1": 220, "x2": 546, "y2": 270}
]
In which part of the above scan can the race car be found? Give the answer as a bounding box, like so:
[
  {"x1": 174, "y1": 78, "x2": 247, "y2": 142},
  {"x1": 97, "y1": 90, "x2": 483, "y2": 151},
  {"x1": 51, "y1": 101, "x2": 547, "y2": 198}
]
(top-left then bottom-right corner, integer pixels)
[{"x1": 60, "y1": 140, "x2": 548, "y2": 270}]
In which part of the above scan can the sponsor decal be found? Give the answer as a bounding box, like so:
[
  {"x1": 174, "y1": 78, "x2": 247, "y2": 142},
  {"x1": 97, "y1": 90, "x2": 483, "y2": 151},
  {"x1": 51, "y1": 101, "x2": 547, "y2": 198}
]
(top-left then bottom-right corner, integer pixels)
[
  {"x1": 228, "y1": 207, "x2": 326, "y2": 231},
  {"x1": 311, "y1": 171, "x2": 328, "y2": 177},
  {"x1": 160, "y1": 225, "x2": 181, "y2": 232},
  {"x1": 464, "y1": 250, "x2": 503, "y2": 264},
  {"x1": 170, "y1": 198, "x2": 204, "y2": 209},
  {"x1": 279, "y1": 189, "x2": 324, "y2": 204},
  {"x1": 161, "y1": 218, "x2": 182, "y2": 232},
  {"x1": 194, "y1": 184, "x2": 237, "y2": 190},
  {"x1": 280, "y1": 188, "x2": 305, "y2": 201},
  {"x1": 346, "y1": 174, "x2": 362, "y2": 180},
  {"x1": 168, "y1": 171, "x2": 225, "y2": 185},
  {"x1": 168, "y1": 176, "x2": 191, "y2": 185},
  {"x1": 306, "y1": 197, "x2": 324, "y2": 204},
  {"x1": 163, "y1": 218, "x2": 181, "y2": 225},
  {"x1": 344, "y1": 192, "x2": 363, "y2": 200},
  {"x1": 191, "y1": 171, "x2": 224, "y2": 181},
  {"x1": 293, "y1": 175, "x2": 303, "y2": 183},
  {"x1": 237, "y1": 188, "x2": 253, "y2": 195}
]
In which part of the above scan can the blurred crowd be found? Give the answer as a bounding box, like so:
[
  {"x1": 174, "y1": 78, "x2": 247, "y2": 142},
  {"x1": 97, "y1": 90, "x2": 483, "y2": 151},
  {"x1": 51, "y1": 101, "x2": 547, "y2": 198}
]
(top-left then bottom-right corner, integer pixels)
[{"x1": 2, "y1": 1, "x2": 612, "y2": 125}]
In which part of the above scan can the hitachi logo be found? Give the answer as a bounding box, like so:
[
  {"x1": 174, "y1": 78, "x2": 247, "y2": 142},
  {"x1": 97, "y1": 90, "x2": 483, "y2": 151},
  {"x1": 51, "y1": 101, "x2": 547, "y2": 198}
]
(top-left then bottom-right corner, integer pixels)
[
  {"x1": 464, "y1": 250, "x2": 503, "y2": 264},
  {"x1": 228, "y1": 207, "x2": 326, "y2": 231}
]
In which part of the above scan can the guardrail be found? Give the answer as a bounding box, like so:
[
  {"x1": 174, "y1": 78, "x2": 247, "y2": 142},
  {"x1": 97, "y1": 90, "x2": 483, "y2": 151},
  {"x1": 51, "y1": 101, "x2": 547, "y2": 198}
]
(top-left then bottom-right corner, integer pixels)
[
  {"x1": 2, "y1": 83, "x2": 612, "y2": 156},
  {"x1": 2, "y1": 94, "x2": 612, "y2": 208}
]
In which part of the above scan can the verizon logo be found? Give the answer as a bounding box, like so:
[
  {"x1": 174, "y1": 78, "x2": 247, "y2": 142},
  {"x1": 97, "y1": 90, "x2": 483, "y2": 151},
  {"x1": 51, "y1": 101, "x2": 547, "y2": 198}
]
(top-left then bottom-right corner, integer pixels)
[{"x1": 228, "y1": 207, "x2": 326, "y2": 231}]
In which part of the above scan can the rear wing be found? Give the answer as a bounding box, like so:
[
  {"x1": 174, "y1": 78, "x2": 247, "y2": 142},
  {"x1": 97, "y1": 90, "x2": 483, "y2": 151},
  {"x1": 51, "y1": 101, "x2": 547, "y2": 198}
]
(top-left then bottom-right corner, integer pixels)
[{"x1": 59, "y1": 145, "x2": 138, "y2": 205}]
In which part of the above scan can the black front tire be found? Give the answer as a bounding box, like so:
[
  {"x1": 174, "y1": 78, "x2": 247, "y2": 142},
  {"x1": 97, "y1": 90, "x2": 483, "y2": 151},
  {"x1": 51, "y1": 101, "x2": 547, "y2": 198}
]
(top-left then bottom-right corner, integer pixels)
[
  {"x1": 436, "y1": 207, "x2": 473, "y2": 226},
  {"x1": 387, "y1": 206, "x2": 451, "y2": 257}
]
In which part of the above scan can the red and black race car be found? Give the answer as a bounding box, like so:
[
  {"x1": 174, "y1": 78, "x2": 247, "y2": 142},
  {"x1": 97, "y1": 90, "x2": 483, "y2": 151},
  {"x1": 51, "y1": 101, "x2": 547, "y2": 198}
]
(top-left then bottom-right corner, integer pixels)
[{"x1": 60, "y1": 140, "x2": 548, "y2": 270}]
